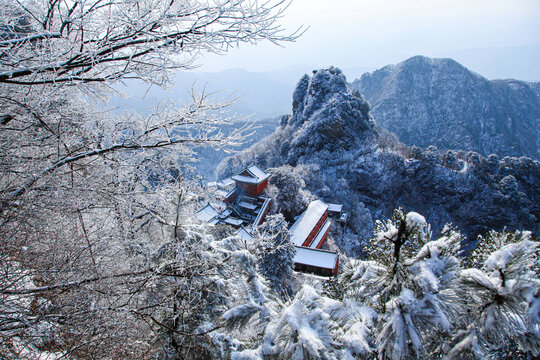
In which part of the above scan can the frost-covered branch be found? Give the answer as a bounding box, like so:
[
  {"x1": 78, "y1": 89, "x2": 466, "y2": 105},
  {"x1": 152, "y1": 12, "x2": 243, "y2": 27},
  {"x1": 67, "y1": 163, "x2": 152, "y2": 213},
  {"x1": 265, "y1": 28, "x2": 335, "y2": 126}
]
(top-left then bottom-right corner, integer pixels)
[
  {"x1": 0, "y1": 31, "x2": 61, "y2": 46},
  {"x1": 1, "y1": 268, "x2": 152, "y2": 295},
  {"x1": 0, "y1": 1, "x2": 300, "y2": 357},
  {"x1": 0, "y1": 0, "x2": 303, "y2": 85},
  {"x1": 6, "y1": 136, "x2": 224, "y2": 200}
]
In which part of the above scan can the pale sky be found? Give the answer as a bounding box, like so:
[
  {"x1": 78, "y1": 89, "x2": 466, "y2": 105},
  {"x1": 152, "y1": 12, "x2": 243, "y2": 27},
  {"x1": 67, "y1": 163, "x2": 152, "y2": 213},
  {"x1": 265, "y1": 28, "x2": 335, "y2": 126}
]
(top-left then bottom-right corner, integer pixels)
[{"x1": 197, "y1": 0, "x2": 540, "y2": 79}]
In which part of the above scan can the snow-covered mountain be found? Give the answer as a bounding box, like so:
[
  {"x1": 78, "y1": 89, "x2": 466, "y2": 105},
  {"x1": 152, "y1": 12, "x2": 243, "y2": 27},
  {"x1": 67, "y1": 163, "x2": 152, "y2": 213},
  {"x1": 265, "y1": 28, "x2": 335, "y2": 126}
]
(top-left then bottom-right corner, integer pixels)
[
  {"x1": 217, "y1": 67, "x2": 539, "y2": 255},
  {"x1": 351, "y1": 56, "x2": 540, "y2": 159}
]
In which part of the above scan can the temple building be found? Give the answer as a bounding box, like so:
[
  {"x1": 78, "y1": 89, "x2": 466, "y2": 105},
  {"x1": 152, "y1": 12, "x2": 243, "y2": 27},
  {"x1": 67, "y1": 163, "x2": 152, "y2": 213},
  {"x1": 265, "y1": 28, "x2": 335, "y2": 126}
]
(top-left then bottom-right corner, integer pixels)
[
  {"x1": 231, "y1": 164, "x2": 270, "y2": 196},
  {"x1": 294, "y1": 247, "x2": 339, "y2": 277},
  {"x1": 289, "y1": 199, "x2": 340, "y2": 277},
  {"x1": 196, "y1": 164, "x2": 271, "y2": 232}
]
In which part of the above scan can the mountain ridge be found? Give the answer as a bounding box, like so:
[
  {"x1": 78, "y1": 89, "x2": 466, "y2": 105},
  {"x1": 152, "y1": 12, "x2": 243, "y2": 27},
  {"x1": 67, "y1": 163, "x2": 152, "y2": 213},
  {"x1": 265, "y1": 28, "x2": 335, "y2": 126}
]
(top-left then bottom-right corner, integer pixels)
[{"x1": 351, "y1": 55, "x2": 539, "y2": 159}]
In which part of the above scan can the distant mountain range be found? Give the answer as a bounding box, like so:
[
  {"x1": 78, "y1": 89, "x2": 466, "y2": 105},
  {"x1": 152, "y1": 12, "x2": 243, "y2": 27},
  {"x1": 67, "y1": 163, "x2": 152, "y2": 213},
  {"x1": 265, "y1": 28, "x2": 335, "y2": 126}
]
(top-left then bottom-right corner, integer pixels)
[
  {"x1": 111, "y1": 56, "x2": 540, "y2": 162},
  {"x1": 352, "y1": 56, "x2": 540, "y2": 159}
]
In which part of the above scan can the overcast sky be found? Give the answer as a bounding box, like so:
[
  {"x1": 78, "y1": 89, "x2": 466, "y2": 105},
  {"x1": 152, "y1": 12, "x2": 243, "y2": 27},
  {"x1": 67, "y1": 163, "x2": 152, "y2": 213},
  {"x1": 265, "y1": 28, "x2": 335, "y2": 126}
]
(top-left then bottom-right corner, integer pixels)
[{"x1": 196, "y1": 0, "x2": 540, "y2": 79}]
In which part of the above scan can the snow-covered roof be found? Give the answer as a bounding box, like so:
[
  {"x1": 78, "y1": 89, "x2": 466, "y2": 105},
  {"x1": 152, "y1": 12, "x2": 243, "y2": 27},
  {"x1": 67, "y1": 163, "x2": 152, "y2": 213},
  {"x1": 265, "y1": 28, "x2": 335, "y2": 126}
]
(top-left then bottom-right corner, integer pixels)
[
  {"x1": 218, "y1": 178, "x2": 235, "y2": 188},
  {"x1": 231, "y1": 164, "x2": 270, "y2": 184},
  {"x1": 328, "y1": 203, "x2": 343, "y2": 213},
  {"x1": 247, "y1": 164, "x2": 269, "y2": 181},
  {"x1": 310, "y1": 220, "x2": 332, "y2": 249},
  {"x1": 224, "y1": 217, "x2": 244, "y2": 226},
  {"x1": 294, "y1": 247, "x2": 338, "y2": 270},
  {"x1": 195, "y1": 203, "x2": 219, "y2": 222},
  {"x1": 290, "y1": 200, "x2": 329, "y2": 246},
  {"x1": 237, "y1": 227, "x2": 254, "y2": 241},
  {"x1": 231, "y1": 174, "x2": 260, "y2": 184},
  {"x1": 239, "y1": 201, "x2": 257, "y2": 211},
  {"x1": 220, "y1": 208, "x2": 233, "y2": 218}
]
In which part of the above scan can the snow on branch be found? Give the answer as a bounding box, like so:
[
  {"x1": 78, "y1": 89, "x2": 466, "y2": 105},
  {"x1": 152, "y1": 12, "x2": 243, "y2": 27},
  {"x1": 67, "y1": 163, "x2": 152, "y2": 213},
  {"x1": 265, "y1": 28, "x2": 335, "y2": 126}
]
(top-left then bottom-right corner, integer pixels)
[
  {"x1": 0, "y1": 0, "x2": 304, "y2": 85},
  {"x1": 0, "y1": 31, "x2": 61, "y2": 47}
]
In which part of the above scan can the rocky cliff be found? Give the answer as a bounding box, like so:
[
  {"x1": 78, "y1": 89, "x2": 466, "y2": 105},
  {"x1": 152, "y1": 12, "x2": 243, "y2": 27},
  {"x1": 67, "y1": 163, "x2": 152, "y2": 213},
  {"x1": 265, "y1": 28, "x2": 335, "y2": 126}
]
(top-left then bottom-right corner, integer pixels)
[
  {"x1": 351, "y1": 56, "x2": 540, "y2": 160},
  {"x1": 218, "y1": 67, "x2": 539, "y2": 256}
]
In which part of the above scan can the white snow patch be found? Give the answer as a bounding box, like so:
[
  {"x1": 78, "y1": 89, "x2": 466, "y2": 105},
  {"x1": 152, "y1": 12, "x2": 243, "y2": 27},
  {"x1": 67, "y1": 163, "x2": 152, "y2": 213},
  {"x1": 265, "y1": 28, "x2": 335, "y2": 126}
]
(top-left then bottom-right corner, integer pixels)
[
  {"x1": 485, "y1": 240, "x2": 537, "y2": 271},
  {"x1": 231, "y1": 348, "x2": 263, "y2": 360},
  {"x1": 328, "y1": 203, "x2": 343, "y2": 213},
  {"x1": 232, "y1": 174, "x2": 260, "y2": 184},
  {"x1": 195, "y1": 203, "x2": 219, "y2": 222},
  {"x1": 247, "y1": 164, "x2": 270, "y2": 182},
  {"x1": 406, "y1": 212, "x2": 426, "y2": 230}
]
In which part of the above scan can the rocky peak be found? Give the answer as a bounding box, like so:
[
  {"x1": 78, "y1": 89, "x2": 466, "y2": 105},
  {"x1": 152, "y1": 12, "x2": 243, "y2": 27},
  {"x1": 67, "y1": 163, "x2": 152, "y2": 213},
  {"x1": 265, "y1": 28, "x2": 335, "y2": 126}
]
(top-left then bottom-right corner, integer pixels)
[
  {"x1": 396, "y1": 55, "x2": 471, "y2": 72},
  {"x1": 284, "y1": 67, "x2": 375, "y2": 164},
  {"x1": 289, "y1": 67, "x2": 370, "y2": 127}
]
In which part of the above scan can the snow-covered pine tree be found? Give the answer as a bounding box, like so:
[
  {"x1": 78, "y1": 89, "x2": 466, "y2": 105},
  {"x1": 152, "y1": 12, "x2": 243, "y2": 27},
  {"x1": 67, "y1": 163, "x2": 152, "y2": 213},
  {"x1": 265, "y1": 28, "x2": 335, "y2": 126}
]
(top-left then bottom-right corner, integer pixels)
[
  {"x1": 335, "y1": 209, "x2": 463, "y2": 359},
  {"x1": 266, "y1": 166, "x2": 314, "y2": 222},
  {"x1": 221, "y1": 233, "x2": 286, "y2": 358},
  {"x1": 260, "y1": 284, "x2": 340, "y2": 360},
  {"x1": 150, "y1": 224, "x2": 239, "y2": 359},
  {"x1": 468, "y1": 230, "x2": 539, "y2": 274},
  {"x1": 325, "y1": 298, "x2": 378, "y2": 359},
  {"x1": 223, "y1": 210, "x2": 538, "y2": 360},
  {"x1": 223, "y1": 244, "x2": 276, "y2": 332},
  {"x1": 255, "y1": 214, "x2": 297, "y2": 294},
  {"x1": 253, "y1": 283, "x2": 378, "y2": 360},
  {"x1": 447, "y1": 230, "x2": 540, "y2": 359}
]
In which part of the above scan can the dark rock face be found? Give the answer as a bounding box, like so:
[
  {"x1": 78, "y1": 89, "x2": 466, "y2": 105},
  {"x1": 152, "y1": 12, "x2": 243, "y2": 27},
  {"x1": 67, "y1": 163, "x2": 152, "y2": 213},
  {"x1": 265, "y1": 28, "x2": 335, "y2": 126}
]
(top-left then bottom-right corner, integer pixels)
[
  {"x1": 218, "y1": 67, "x2": 539, "y2": 256},
  {"x1": 352, "y1": 56, "x2": 540, "y2": 160}
]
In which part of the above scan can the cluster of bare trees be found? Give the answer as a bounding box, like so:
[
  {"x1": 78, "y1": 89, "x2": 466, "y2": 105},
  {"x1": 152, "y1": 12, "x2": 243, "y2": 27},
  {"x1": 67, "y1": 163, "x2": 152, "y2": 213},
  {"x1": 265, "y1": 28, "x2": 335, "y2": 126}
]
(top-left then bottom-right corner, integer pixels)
[{"x1": 0, "y1": 0, "x2": 299, "y2": 357}]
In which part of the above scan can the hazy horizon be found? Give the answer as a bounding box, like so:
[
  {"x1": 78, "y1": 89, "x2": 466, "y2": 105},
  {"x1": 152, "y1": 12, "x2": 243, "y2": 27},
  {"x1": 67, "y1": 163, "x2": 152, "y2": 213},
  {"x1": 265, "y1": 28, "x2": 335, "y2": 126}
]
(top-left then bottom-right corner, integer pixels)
[{"x1": 193, "y1": 0, "x2": 540, "y2": 81}]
